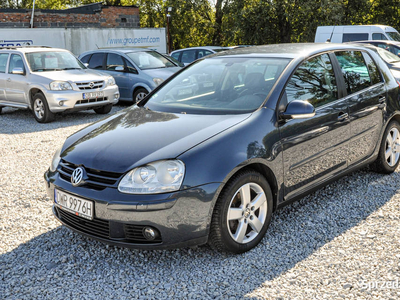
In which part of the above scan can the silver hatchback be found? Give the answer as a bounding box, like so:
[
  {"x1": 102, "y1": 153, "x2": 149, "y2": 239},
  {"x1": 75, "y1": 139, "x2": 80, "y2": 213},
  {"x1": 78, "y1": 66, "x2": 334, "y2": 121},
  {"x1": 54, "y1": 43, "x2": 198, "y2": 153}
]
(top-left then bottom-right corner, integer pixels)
[{"x1": 0, "y1": 46, "x2": 120, "y2": 123}]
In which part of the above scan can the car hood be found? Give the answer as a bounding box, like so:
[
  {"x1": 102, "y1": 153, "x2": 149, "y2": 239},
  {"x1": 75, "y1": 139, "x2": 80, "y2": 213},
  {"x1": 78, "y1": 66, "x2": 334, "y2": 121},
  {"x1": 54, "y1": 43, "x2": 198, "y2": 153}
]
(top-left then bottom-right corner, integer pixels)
[
  {"x1": 33, "y1": 69, "x2": 109, "y2": 82},
  {"x1": 141, "y1": 67, "x2": 181, "y2": 80},
  {"x1": 61, "y1": 106, "x2": 250, "y2": 173}
]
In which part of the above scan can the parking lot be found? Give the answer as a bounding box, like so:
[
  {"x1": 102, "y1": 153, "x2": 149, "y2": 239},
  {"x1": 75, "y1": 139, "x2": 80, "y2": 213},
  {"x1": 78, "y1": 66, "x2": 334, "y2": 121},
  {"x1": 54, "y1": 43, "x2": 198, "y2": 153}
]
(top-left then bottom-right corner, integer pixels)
[{"x1": 1, "y1": 104, "x2": 400, "y2": 299}]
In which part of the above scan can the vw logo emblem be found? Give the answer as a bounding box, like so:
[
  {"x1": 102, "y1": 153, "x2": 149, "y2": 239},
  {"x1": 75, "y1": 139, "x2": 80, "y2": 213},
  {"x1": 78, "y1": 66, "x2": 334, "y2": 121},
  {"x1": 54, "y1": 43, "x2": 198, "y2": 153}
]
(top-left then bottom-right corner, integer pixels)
[
  {"x1": 71, "y1": 166, "x2": 85, "y2": 187},
  {"x1": 89, "y1": 82, "x2": 95, "y2": 89}
]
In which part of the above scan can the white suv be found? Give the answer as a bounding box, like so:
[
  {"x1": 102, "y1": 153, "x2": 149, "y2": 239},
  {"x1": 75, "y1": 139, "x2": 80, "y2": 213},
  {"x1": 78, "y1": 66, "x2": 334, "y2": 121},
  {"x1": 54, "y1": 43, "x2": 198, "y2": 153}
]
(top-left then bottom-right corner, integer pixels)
[{"x1": 0, "y1": 46, "x2": 120, "y2": 123}]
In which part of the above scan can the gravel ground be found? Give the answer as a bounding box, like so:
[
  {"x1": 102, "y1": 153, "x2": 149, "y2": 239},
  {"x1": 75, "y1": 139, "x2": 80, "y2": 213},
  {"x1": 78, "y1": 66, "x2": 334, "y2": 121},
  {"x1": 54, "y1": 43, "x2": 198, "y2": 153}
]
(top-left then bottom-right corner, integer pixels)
[{"x1": 1, "y1": 105, "x2": 400, "y2": 300}]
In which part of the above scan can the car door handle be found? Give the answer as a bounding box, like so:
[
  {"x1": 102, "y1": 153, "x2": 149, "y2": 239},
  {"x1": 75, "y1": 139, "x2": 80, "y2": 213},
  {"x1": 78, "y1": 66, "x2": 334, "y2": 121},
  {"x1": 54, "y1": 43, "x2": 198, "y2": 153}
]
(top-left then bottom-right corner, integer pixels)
[
  {"x1": 379, "y1": 96, "x2": 386, "y2": 103},
  {"x1": 7, "y1": 78, "x2": 11, "y2": 82},
  {"x1": 337, "y1": 112, "x2": 348, "y2": 120}
]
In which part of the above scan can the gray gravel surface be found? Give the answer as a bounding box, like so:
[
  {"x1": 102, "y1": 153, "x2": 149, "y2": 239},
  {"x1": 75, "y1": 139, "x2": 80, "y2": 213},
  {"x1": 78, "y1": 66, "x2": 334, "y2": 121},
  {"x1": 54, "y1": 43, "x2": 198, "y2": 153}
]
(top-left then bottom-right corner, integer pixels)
[{"x1": 1, "y1": 105, "x2": 400, "y2": 299}]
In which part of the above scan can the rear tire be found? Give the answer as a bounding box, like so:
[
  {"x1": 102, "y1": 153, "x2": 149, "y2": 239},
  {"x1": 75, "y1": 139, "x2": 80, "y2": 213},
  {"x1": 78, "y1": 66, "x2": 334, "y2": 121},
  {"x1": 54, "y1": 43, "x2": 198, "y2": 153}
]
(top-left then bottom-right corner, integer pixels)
[
  {"x1": 209, "y1": 170, "x2": 273, "y2": 254},
  {"x1": 0, "y1": 106, "x2": 2, "y2": 114},
  {"x1": 133, "y1": 88, "x2": 148, "y2": 103},
  {"x1": 94, "y1": 104, "x2": 113, "y2": 114},
  {"x1": 372, "y1": 120, "x2": 400, "y2": 173},
  {"x1": 32, "y1": 93, "x2": 55, "y2": 123}
]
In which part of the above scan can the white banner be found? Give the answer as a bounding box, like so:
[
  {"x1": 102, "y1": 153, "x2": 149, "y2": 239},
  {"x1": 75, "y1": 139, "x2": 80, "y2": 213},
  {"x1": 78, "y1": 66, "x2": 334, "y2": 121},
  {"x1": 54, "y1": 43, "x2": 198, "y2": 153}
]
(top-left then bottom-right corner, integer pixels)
[{"x1": 0, "y1": 28, "x2": 167, "y2": 55}]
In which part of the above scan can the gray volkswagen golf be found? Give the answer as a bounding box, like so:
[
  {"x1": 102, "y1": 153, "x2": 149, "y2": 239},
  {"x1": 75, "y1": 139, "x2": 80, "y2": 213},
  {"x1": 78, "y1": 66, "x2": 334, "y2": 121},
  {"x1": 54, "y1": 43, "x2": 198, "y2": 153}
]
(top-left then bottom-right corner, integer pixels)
[{"x1": 45, "y1": 43, "x2": 400, "y2": 253}]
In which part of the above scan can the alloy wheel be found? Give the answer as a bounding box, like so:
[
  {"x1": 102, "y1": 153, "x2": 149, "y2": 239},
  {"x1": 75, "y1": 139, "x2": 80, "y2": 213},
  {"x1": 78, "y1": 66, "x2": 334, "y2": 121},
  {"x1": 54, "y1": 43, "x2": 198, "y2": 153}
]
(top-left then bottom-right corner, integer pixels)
[
  {"x1": 136, "y1": 92, "x2": 147, "y2": 102},
  {"x1": 34, "y1": 98, "x2": 45, "y2": 120},
  {"x1": 227, "y1": 182, "x2": 268, "y2": 244},
  {"x1": 385, "y1": 127, "x2": 400, "y2": 167}
]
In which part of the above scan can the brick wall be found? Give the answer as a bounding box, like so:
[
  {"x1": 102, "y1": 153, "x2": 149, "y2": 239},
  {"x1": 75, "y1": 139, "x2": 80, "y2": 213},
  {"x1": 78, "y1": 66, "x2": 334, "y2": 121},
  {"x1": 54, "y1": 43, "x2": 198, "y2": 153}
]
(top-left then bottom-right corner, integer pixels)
[{"x1": 0, "y1": 4, "x2": 140, "y2": 29}]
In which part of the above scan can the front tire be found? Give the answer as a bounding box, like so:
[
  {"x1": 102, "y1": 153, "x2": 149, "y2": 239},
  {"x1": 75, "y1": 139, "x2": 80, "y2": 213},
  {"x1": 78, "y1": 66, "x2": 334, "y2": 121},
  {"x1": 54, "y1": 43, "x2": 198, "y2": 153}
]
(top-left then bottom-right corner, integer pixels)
[
  {"x1": 93, "y1": 104, "x2": 112, "y2": 114},
  {"x1": 133, "y1": 88, "x2": 148, "y2": 103},
  {"x1": 209, "y1": 170, "x2": 273, "y2": 254},
  {"x1": 32, "y1": 93, "x2": 55, "y2": 123},
  {"x1": 372, "y1": 120, "x2": 400, "y2": 173}
]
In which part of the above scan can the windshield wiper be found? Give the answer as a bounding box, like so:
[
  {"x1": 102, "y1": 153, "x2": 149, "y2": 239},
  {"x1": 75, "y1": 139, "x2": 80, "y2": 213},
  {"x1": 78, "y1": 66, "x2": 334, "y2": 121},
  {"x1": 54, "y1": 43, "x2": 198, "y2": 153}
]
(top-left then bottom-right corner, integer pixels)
[{"x1": 62, "y1": 67, "x2": 81, "y2": 70}]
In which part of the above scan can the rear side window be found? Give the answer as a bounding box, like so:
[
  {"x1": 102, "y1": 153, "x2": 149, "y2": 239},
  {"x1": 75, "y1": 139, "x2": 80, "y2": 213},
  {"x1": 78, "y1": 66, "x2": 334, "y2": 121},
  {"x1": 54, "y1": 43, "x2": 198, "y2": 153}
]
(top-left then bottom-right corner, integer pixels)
[
  {"x1": 342, "y1": 33, "x2": 369, "y2": 42},
  {"x1": 197, "y1": 49, "x2": 213, "y2": 59},
  {"x1": 181, "y1": 50, "x2": 196, "y2": 64},
  {"x1": 106, "y1": 53, "x2": 124, "y2": 71},
  {"x1": 285, "y1": 53, "x2": 338, "y2": 108},
  {"x1": 372, "y1": 33, "x2": 388, "y2": 40},
  {"x1": 0, "y1": 53, "x2": 9, "y2": 73},
  {"x1": 335, "y1": 51, "x2": 371, "y2": 94},
  {"x1": 88, "y1": 53, "x2": 105, "y2": 69},
  {"x1": 362, "y1": 53, "x2": 382, "y2": 85}
]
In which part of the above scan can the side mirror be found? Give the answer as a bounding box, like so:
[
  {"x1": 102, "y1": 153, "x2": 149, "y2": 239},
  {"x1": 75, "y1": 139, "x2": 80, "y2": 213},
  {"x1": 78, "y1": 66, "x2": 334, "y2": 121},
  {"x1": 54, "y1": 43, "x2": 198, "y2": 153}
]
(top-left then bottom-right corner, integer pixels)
[
  {"x1": 280, "y1": 100, "x2": 315, "y2": 120},
  {"x1": 115, "y1": 66, "x2": 124, "y2": 72},
  {"x1": 12, "y1": 67, "x2": 25, "y2": 75}
]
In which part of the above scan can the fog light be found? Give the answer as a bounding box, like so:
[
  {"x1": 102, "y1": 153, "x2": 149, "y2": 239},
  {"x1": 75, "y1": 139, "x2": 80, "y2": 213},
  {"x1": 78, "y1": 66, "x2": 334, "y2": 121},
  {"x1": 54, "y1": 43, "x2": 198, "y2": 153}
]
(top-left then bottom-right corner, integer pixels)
[
  {"x1": 114, "y1": 93, "x2": 120, "y2": 100},
  {"x1": 59, "y1": 101, "x2": 64, "y2": 106},
  {"x1": 143, "y1": 227, "x2": 156, "y2": 240}
]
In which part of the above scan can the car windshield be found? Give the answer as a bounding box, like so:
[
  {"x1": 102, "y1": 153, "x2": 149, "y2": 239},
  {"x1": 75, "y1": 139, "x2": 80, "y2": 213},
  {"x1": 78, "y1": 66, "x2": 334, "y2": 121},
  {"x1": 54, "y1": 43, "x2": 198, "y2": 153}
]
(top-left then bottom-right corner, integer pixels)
[
  {"x1": 143, "y1": 57, "x2": 291, "y2": 114},
  {"x1": 25, "y1": 51, "x2": 85, "y2": 72},
  {"x1": 377, "y1": 47, "x2": 400, "y2": 63},
  {"x1": 126, "y1": 51, "x2": 176, "y2": 70},
  {"x1": 387, "y1": 32, "x2": 400, "y2": 42}
]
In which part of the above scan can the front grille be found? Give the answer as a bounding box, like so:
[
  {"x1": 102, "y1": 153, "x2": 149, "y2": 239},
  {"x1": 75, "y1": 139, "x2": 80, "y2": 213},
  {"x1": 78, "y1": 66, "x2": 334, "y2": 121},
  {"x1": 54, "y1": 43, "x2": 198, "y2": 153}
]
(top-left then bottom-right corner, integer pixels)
[
  {"x1": 57, "y1": 207, "x2": 110, "y2": 239},
  {"x1": 124, "y1": 225, "x2": 162, "y2": 243},
  {"x1": 76, "y1": 81, "x2": 104, "y2": 90},
  {"x1": 56, "y1": 208, "x2": 163, "y2": 244},
  {"x1": 58, "y1": 159, "x2": 122, "y2": 190},
  {"x1": 76, "y1": 97, "x2": 108, "y2": 105}
]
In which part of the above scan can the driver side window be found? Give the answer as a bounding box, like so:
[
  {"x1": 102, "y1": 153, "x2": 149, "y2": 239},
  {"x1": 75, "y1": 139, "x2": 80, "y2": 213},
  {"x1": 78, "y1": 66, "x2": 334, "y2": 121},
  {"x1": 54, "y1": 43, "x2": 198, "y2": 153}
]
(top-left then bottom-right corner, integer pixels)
[{"x1": 285, "y1": 54, "x2": 338, "y2": 108}]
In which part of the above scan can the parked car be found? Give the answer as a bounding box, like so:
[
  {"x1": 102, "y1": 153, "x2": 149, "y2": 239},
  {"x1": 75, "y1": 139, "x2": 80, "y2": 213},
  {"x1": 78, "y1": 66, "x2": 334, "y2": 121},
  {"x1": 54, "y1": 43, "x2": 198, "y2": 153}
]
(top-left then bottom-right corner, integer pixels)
[
  {"x1": 45, "y1": 43, "x2": 400, "y2": 253},
  {"x1": 315, "y1": 25, "x2": 400, "y2": 43},
  {"x1": 0, "y1": 46, "x2": 119, "y2": 123},
  {"x1": 170, "y1": 46, "x2": 231, "y2": 66},
  {"x1": 350, "y1": 43, "x2": 400, "y2": 77},
  {"x1": 355, "y1": 40, "x2": 400, "y2": 57},
  {"x1": 79, "y1": 48, "x2": 182, "y2": 103}
]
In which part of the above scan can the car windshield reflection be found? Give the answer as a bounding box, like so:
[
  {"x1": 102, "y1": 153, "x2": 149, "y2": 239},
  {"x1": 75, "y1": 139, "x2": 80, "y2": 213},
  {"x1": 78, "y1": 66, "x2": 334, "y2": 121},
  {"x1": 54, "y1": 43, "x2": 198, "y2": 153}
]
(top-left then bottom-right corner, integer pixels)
[{"x1": 144, "y1": 57, "x2": 291, "y2": 114}]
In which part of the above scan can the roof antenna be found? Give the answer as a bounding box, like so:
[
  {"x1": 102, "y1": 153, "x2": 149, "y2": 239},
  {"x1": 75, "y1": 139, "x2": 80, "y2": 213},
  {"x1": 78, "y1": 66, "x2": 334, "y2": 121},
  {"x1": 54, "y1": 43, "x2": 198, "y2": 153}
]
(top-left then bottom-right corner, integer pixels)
[
  {"x1": 327, "y1": 25, "x2": 335, "y2": 43},
  {"x1": 95, "y1": 44, "x2": 99, "y2": 49}
]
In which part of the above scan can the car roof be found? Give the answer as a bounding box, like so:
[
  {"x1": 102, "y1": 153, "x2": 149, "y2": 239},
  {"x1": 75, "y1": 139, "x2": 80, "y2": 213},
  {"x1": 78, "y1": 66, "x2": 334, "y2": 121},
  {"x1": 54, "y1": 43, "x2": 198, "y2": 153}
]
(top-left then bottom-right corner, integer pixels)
[
  {"x1": 0, "y1": 46, "x2": 69, "y2": 53},
  {"x1": 171, "y1": 46, "x2": 231, "y2": 52},
  {"x1": 208, "y1": 43, "x2": 373, "y2": 59},
  {"x1": 94, "y1": 48, "x2": 154, "y2": 54},
  {"x1": 357, "y1": 40, "x2": 400, "y2": 46}
]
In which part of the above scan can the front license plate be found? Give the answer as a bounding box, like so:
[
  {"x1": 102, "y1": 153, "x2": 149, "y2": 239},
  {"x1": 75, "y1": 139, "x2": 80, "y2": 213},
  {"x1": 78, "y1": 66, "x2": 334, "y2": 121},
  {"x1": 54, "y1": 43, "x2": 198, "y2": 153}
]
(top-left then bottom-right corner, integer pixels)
[
  {"x1": 82, "y1": 91, "x2": 104, "y2": 99},
  {"x1": 54, "y1": 189, "x2": 93, "y2": 220}
]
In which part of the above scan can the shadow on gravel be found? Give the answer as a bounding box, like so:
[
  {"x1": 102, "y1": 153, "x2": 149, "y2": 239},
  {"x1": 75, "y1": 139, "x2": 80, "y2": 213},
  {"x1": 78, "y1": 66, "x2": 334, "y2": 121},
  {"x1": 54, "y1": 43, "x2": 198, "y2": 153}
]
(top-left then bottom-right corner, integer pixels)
[
  {"x1": 0, "y1": 102, "x2": 132, "y2": 135},
  {"x1": 1, "y1": 167, "x2": 399, "y2": 299}
]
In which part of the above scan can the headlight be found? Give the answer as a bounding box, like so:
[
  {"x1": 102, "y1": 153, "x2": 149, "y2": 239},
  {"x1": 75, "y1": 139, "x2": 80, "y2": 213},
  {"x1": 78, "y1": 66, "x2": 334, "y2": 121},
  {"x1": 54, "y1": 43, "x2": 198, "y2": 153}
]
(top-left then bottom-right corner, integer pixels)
[
  {"x1": 153, "y1": 78, "x2": 164, "y2": 86},
  {"x1": 106, "y1": 76, "x2": 116, "y2": 86},
  {"x1": 49, "y1": 146, "x2": 62, "y2": 172},
  {"x1": 118, "y1": 160, "x2": 185, "y2": 194},
  {"x1": 50, "y1": 81, "x2": 73, "y2": 91}
]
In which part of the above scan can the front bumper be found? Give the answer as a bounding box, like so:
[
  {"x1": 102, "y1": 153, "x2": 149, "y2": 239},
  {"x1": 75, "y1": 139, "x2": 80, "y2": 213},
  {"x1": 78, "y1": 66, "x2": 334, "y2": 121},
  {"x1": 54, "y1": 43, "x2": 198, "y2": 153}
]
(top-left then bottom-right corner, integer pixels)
[
  {"x1": 44, "y1": 170, "x2": 221, "y2": 249},
  {"x1": 44, "y1": 85, "x2": 120, "y2": 113}
]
